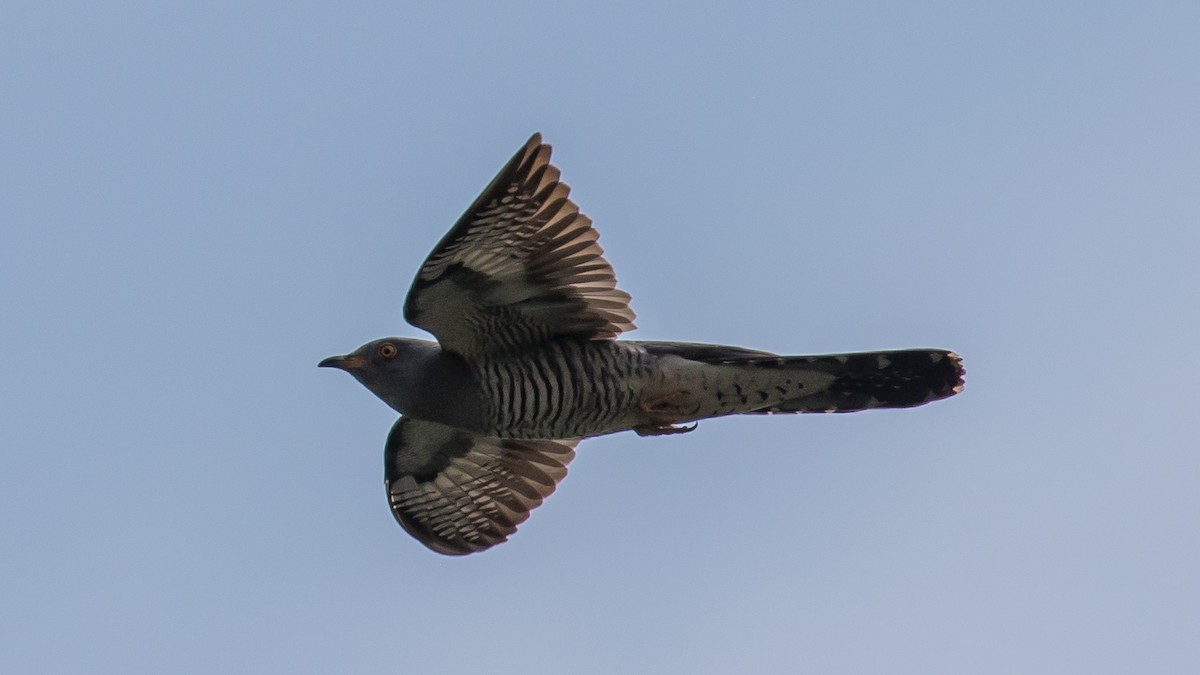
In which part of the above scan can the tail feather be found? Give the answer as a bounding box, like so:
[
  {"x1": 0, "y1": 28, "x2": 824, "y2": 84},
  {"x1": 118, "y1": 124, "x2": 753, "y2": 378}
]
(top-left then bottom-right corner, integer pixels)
[
  {"x1": 744, "y1": 349, "x2": 965, "y2": 414},
  {"x1": 635, "y1": 341, "x2": 964, "y2": 421}
]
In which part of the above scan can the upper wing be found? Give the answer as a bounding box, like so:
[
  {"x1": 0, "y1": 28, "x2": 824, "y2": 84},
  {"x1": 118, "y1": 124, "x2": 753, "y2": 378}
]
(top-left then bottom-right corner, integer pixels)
[
  {"x1": 403, "y1": 133, "x2": 636, "y2": 359},
  {"x1": 384, "y1": 417, "x2": 577, "y2": 555}
]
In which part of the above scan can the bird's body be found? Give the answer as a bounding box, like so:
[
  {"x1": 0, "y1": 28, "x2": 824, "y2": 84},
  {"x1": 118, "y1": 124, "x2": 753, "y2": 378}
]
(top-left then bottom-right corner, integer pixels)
[
  {"x1": 352, "y1": 337, "x2": 962, "y2": 441},
  {"x1": 321, "y1": 134, "x2": 964, "y2": 555}
]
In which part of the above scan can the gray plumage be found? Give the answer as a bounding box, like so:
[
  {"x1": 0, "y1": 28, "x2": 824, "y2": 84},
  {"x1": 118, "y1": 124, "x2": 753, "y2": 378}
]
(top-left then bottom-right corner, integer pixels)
[{"x1": 320, "y1": 134, "x2": 965, "y2": 555}]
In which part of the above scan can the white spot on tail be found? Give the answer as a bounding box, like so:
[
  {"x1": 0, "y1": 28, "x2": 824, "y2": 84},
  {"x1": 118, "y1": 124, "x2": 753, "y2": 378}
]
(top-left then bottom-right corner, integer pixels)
[{"x1": 876, "y1": 355, "x2": 891, "y2": 369}]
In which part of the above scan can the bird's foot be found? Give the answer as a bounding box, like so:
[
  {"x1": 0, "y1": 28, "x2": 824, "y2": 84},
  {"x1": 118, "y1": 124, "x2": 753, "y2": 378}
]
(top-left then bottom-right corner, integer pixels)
[{"x1": 634, "y1": 422, "x2": 698, "y2": 437}]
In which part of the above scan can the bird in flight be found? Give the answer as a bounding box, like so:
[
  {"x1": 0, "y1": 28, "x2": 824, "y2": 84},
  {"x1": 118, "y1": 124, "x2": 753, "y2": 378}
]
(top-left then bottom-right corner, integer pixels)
[{"x1": 320, "y1": 134, "x2": 964, "y2": 555}]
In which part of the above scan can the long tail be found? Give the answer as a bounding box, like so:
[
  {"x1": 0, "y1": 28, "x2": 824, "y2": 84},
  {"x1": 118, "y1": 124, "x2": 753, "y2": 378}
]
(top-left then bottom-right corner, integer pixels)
[
  {"x1": 642, "y1": 342, "x2": 964, "y2": 415},
  {"x1": 744, "y1": 349, "x2": 964, "y2": 413}
]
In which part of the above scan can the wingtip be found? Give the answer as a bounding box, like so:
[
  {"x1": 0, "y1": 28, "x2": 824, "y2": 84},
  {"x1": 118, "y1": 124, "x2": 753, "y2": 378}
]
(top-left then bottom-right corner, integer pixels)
[{"x1": 517, "y1": 132, "x2": 551, "y2": 171}]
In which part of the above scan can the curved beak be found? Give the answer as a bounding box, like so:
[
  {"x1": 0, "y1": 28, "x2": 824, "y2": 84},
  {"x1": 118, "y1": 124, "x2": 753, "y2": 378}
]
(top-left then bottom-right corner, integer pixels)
[{"x1": 318, "y1": 354, "x2": 365, "y2": 371}]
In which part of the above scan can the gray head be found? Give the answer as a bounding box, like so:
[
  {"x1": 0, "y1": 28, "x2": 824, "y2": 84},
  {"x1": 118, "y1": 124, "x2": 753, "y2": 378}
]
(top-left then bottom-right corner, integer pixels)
[{"x1": 318, "y1": 337, "x2": 439, "y2": 414}]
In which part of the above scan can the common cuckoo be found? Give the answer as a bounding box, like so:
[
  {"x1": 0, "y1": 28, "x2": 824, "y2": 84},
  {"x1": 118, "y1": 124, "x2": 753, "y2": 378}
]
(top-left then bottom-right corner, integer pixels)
[{"x1": 320, "y1": 134, "x2": 964, "y2": 555}]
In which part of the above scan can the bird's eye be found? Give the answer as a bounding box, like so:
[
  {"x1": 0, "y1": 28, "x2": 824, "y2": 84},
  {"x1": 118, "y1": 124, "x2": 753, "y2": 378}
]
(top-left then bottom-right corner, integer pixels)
[{"x1": 378, "y1": 343, "x2": 398, "y2": 359}]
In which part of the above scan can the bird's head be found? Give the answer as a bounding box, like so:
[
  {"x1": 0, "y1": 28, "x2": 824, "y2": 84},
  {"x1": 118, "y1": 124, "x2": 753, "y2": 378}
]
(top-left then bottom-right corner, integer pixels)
[{"x1": 318, "y1": 337, "x2": 437, "y2": 413}]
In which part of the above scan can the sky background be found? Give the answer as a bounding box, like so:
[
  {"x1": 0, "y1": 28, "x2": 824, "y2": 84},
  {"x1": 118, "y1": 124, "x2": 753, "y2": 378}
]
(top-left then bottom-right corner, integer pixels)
[{"x1": 3, "y1": 2, "x2": 1198, "y2": 673}]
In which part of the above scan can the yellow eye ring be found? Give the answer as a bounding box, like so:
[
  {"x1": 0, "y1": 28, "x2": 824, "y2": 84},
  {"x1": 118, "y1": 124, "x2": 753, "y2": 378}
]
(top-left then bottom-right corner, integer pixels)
[{"x1": 378, "y1": 343, "x2": 398, "y2": 359}]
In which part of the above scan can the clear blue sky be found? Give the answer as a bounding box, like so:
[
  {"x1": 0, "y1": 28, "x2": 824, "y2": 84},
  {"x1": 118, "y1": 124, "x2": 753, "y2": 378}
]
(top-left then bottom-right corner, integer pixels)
[{"x1": 3, "y1": 3, "x2": 1197, "y2": 673}]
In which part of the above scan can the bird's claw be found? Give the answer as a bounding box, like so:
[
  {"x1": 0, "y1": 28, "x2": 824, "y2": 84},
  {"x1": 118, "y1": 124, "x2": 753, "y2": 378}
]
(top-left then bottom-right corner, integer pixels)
[{"x1": 634, "y1": 422, "x2": 698, "y2": 437}]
